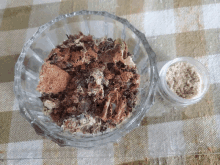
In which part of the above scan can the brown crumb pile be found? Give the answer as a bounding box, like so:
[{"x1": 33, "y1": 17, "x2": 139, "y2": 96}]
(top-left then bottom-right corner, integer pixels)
[
  {"x1": 37, "y1": 32, "x2": 140, "y2": 134},
  {"x1": 166, "y1": 62, "x2": 201, "y2": 99}
]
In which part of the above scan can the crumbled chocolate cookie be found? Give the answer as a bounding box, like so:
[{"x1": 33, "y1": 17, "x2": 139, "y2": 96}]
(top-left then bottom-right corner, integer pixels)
[{"x1": 37, "y1": 32, "x2": 140, "y2": 134}]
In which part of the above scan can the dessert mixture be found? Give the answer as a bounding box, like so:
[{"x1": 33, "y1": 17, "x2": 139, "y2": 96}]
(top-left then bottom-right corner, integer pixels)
[
  {"x1": 37, "y1": 32, "x2": 140, "y2": 134},
  {"x1": 166, "y1": 62, "x2": 201, "y2": 99}
]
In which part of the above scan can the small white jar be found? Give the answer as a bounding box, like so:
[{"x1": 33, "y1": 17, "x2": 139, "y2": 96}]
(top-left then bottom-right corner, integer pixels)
[{"x1": 158, "y1": 57, "x2": 210, "y2": 106}]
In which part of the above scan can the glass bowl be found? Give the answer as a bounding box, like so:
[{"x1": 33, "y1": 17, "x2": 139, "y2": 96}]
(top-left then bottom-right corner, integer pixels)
[
  {"x1": 14, "y1": 10, "x2": 159, "y2": 148},
  {"x1": 158, "y1": 57, "x2": 210, "y2": 106}
]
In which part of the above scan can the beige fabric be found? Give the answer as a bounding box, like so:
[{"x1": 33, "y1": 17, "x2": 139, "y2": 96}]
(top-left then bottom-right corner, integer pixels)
[{"x1": 0, "y1": 0, "x2": 220, "y2": 164}]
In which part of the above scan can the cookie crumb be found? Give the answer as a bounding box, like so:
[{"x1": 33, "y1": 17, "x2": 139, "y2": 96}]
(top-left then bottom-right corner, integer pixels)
[{"x1": 37, "y1": 33, "x2": 140, "y2": 134}]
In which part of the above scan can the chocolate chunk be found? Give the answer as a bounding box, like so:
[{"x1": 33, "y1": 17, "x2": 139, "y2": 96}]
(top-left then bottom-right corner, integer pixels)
[
  {"x1": 56, "y1": 45, "x2": 62, "y2": 49},
  {"x1": 90, "y1": 57, "x2": 96, "y2": 63},
  {"x1": 90, "y1": 76, "x2": 95, "y2": 83},
  {"x1": 127, "y1": 99, "x2": 133, "y2": 108},
  {"x1": 114, "y1": 67, "x2": 121, "y2": 75},
  {"x1": 50, "y1": 111, "x2": 61, "y2": 123},
  {"x1": 59, "y1": 48, "x2": 65, "y2": 52},
  {"x1": 123, "y1": 51, "x2": 127, "y2": 59},
  {"x1": 48, "y1": 53, "x2": 57, "y2": 61},
  {"x1": 107, "y1": 38, "x2": 114, "y2": 42},
  {"x1": 70, "y1": 45, "x2": 84, "y2": 52},
  {"x1": 100, "y1": 125, "x2": 107, "y2": 132},
  {"x1": 107, "y1": 63, "x2": 115, "y2": 70},
  {"x1": 79, "y1": 95, "x2": 83, "y2": 101},
  {"x1": 116, "y1": 61, "x2": 125, "y2": 69},
  {"x1": 131, "y1": 69, "x2": 137, "y2": 74},
  {"x1": 50, "y1": 56, "x2": 58, "y2": 64},
  {"x1": 133, "y1": 89, "x2": 138, "y2": 95},
  {"x1": 99, "y1": 40, "x2": 114, "y2": 52},
  {"x1": 49, "y1": 93, "x2": 59, "y2": 99},
  {"x1": 127, "y1": 52, "x2": 132, "y2": 57},
  {"x1": 96, "y1": 50, "x2": 101, "y2": 55},
  {"x1": 63, "y1": 40, "x2": 69, "y2": 45},
  {"x1": 41, "y1": 92, "x2": 49, "y2": 98}
]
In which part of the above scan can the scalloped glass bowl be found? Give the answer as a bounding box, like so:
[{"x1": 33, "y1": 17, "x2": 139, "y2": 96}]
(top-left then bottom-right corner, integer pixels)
[{"x1": 14, "y1": 10, "x2": 158, "y2": 148}]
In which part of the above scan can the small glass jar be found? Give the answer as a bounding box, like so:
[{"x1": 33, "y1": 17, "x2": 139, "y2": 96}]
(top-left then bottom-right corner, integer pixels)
[{"x1": 158, "y1": 57, "x2": 210, "y2": 106}]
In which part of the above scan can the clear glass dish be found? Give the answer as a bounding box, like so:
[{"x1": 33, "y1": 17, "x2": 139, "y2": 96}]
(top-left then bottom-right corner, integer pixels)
[
  {"x1": 158, "y1": 57, "x2": 210, "y2": 106},
  {"x1": 14, "y1": 10, "x2": 159, "y2": 148}
]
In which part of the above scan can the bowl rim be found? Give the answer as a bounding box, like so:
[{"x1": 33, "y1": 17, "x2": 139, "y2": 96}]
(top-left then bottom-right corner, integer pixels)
[{"x1": 14, "y1": 10, "x2": 159, "y2": 148}]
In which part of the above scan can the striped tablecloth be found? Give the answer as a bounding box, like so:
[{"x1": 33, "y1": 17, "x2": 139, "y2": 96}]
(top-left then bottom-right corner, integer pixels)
[{"x1": 1, "y1": 0, "x2": 220, "y2": 164}]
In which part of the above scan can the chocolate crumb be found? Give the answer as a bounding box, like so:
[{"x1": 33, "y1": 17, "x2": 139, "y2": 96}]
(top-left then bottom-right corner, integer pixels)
[{"x1": 37, "y1": 33, "x2": 140, "y2": 134}]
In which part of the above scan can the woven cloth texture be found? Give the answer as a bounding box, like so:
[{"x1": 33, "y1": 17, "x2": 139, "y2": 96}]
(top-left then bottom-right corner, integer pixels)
[{"x1": 0, "y1": 0, "x2": 220, "y2": 164}]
